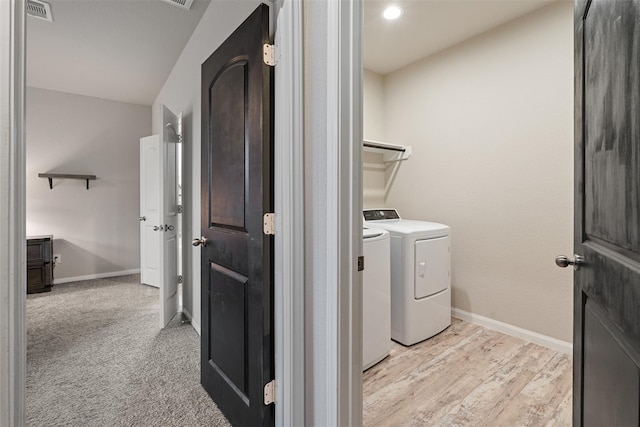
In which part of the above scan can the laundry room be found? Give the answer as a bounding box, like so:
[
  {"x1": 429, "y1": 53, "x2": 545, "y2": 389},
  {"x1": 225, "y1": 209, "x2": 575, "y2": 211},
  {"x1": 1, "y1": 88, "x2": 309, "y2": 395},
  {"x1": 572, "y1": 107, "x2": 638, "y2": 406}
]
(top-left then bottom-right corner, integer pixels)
[{"x1": 360, "y1": 1, "x2": 575, "y2": 423}]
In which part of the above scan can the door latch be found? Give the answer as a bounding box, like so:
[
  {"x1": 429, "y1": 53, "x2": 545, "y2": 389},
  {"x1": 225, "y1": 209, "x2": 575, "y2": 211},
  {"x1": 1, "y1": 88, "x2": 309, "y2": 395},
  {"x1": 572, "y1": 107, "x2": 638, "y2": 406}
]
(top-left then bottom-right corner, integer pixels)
[{"x1": 358, "y1": 256, "x2": 365, "y2": 272}]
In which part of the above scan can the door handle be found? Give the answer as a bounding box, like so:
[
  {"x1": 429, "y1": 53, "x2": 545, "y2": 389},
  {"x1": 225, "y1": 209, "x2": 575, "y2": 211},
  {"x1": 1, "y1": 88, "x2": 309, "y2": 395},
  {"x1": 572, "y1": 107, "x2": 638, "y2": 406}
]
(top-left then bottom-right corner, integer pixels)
[
  {"x1": 418, "y1": 261, "x2": 426, "y2": 277},
  {"x1": 192, "y1": 236, "x2": 207, "y2": 247},
  {"x1": 165, "y1": 225, "x2": 175, "y2": 231},
  {"x1": 139, "y1": 216, "x2": 146, "y2": 221},
  {"x1": 153, "y1": 225, "x2": 164, "y2": 231},
  {"x1": 555, "y1": 254, "x2": 585, "y2": 271}
]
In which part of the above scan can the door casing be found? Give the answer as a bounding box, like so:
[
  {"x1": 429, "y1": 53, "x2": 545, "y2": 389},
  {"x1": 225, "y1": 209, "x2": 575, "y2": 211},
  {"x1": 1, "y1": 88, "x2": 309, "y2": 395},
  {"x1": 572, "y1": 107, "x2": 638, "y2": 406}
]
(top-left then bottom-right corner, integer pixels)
[{"x1": 0, "y1": 0, "x2": 26, "y2": 425}]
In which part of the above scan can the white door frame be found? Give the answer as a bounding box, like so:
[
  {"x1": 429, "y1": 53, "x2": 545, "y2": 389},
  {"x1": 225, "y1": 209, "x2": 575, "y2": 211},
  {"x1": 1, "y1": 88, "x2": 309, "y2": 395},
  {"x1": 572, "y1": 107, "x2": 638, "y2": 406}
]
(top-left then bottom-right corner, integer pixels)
[
  {"x1": 0, "y1": 0, "x2": 362, "y2": 425},
  {"x1": 274, "y1": 0, "x2": 362, "y2": 424},
  {"x1": 0, "y1": 0, "x2": 26, "y2": 425},
  {"x1": 273, "y1": 1, "x2": 305, "y2": 425}
]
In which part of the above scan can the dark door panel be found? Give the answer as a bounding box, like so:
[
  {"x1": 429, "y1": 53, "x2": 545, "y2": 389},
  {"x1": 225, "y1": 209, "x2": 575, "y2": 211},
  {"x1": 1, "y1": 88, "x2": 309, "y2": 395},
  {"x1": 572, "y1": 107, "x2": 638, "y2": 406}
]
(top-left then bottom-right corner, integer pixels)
[
  {"x1": 582, "y1": 302, "x2": 640, "y2": 427},
  {"x1": 200, "y1": 4, "x2": 273, "y2": 426},
  {"x1": 208, "y1": 60, "x2": 248, "y2": 231},
  {"x1": 574, "y1": 0, "x2": 640, "y2": 424}
]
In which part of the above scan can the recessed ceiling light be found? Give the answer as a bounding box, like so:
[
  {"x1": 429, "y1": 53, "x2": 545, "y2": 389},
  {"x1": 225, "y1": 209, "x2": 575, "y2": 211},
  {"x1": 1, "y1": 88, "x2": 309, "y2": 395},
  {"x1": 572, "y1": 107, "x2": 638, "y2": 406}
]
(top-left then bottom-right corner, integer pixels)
[{"x1": 382, "y1": 5, "x2": 403, "y2": 20}]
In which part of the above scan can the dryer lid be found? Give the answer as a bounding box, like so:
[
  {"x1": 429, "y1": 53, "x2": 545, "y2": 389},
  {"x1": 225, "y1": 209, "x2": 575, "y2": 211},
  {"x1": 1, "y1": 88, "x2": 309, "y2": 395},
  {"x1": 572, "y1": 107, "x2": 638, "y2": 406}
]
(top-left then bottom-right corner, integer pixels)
[{"x1": 365, "y1": 219, "x2": 450, "y2": 238}]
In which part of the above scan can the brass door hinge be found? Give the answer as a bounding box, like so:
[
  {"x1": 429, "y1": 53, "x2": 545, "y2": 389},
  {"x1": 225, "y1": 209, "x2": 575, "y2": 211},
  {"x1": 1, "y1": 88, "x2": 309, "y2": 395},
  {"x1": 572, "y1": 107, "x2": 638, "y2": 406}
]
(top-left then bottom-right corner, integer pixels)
[
  {"x1": 264, "y1": 380, "x2": 275, "y2": 405},
  {"x1": 263, "y1": 43, "x2": 275, "y2": 66},
  {"x1": 263, "y1": 213, "x2": 275, "y2": 235}
]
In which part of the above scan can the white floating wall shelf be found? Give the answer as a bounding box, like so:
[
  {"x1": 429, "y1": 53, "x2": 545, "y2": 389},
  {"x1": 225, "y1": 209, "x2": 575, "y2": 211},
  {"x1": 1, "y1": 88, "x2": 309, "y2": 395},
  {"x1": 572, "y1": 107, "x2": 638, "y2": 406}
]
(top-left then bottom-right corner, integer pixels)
[{"x1": 363, "y1": 139, "x2": 411, "y2": 163}]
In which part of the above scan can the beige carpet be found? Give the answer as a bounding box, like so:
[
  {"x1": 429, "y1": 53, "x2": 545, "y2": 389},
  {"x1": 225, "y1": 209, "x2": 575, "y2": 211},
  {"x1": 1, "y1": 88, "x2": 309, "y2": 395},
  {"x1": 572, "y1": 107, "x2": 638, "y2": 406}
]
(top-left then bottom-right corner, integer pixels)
[{"x1": 26, "y1": 274, "x2": 230, "y2": 427}]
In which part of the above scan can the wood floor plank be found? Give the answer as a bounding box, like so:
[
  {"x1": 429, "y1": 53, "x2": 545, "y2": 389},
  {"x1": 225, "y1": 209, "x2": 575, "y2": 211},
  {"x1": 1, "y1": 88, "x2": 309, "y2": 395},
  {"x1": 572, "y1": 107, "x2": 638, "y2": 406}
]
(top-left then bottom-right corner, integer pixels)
[
  {"x1": 546, "y1": 390, "x2": 572, "y2": 427},
  {"x1": 363, "y1": 318, "x2": 573, "y2": 427},
  {"x1": 363, "y1": 319, "x2": 481, "y2": 394}
]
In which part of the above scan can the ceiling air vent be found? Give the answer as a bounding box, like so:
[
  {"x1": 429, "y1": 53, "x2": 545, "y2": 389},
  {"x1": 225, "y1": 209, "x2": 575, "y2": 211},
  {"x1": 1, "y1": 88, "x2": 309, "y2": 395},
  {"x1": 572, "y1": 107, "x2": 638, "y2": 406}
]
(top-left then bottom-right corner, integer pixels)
[
  {"x1": 27, "y1": 0, "x2": 53, "y2": 22},
  {"x1": 162, "y1": 0, "x2": 193, "y2": 11}
]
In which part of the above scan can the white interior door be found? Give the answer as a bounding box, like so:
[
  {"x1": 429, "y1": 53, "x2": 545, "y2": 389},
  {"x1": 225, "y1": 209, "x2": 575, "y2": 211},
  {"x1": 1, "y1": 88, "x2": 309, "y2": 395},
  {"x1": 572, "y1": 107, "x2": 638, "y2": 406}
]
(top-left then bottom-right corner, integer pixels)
[
  {"x1": 140, "y1": 135, "x2": 161, "y2": 288},
  {"x1": 139, "y1": 105, "x2": 181, "y2": 328},
  {"x1": 160, "y1": 105, "x2": 180, "y2": 328}
]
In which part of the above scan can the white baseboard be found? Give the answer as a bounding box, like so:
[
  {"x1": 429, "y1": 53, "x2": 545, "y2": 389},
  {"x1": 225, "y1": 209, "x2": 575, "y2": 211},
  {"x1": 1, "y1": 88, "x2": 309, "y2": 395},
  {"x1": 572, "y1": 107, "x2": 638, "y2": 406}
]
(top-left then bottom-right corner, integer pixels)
[
  {"x1": 181, "y1": 308, "x2": 200, "y2": 335},
  {"x1": 192, "y1": 320, "x2": 201, "y2": 336},
  {"x1": 52, "y1": 269, "x2": 141, "y2": 285},
  {"x1": 451, "y1": 307, "x2": 572, "y2": 355}
]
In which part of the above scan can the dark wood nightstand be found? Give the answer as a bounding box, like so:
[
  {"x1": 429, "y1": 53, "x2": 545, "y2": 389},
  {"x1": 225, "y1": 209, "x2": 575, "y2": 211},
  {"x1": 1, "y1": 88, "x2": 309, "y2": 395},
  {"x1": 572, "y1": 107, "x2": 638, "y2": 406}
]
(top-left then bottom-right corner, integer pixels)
[{"x1": 26, "y1": 235, "x2": 53, "y2": 294}]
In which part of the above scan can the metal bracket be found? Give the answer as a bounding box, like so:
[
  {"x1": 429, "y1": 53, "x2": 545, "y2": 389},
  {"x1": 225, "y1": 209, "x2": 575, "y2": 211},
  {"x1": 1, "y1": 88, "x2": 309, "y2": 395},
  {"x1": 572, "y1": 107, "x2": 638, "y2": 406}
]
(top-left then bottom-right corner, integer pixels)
[
  {"x1": 263, "y1": 43, "x2": 275, "y2": 66},
  {"x1": 177, "y1": 205, "x2": 183, "y2": 214},
  {"x1": 177, "y1": 275, "x2": 183, "y2": 284},
  {"x1": 263, "y1": 213, "x2": 275, "y2": 235},
  {"x1": 264, "y1": 380, "x2": 275, "y2": 405},
  {"x1": 165, "y1": 123, "x2": 183, "y2": 143}
]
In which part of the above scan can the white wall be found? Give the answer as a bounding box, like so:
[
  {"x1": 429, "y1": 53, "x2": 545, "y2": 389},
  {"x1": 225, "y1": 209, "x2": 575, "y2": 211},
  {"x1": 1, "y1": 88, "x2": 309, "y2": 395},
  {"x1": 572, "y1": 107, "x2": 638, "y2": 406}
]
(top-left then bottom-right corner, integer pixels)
[
  {"x1": 363, "y1": 69, "x2": 386, "y2": 208},
  {"x1": 363, "y1": 69, "x2": 385, "y2": 142},
  {"x1": 26, "y1": 87, "x2": 150, "y2": 281},
  {"x1": 379, "y1": 2, "x2": 574, "y2": 341},
  {"x1": 152, "y1": 0, "x2": 270, "y2": 332}
]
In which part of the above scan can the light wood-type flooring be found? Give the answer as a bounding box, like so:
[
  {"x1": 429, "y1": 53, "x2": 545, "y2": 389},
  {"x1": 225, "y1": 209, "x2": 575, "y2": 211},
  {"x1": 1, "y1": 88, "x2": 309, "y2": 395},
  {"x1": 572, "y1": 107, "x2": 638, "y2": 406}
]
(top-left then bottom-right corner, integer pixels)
[{"x1": 363, "y1": 318, "x2": 572, "y2": 426}]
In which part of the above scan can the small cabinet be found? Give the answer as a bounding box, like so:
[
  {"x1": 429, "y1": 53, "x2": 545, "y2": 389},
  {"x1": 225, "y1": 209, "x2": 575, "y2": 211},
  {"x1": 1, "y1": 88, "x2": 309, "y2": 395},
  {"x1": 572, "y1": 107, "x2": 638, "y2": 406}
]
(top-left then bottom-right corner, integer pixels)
[{"x1": 27, "y1": 235, "x2": 53, "y2": 294}]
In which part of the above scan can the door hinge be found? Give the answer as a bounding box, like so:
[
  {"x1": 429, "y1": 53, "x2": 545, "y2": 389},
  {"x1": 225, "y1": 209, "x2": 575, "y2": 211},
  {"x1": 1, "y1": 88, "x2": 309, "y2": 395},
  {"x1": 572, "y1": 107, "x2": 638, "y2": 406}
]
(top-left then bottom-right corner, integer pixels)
[
  {"x1": 358, "y1": 256, "x2": 365, "y2": 272},
  {"x1": 264, "y1": 380, "x2": 275, "y2": 405},
  {"x1": 263, "y1": 43, "x2": 275, "y2": 66},
  {"x1": 177, "y1": 205, "x2": 183, "y2": 214},
  {"x1": 263, "y1": 213, "x2": 275, "y2": 235},
  {"x1": 177, "y1": 275, "x2": 183, "y2": 284}
]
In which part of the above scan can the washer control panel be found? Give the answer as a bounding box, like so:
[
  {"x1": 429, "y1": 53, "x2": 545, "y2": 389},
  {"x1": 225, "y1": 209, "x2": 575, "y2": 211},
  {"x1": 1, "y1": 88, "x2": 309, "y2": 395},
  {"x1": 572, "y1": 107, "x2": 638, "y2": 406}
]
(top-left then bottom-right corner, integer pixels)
[{"x1": 363, "y1": 209, "x2": 400, "y2": 221}]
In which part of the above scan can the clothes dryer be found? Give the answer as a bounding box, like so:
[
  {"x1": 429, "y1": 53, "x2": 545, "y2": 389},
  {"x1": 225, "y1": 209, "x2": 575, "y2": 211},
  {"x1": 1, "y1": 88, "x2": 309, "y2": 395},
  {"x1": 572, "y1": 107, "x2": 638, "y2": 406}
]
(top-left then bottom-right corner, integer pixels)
[{"x1": 364, "y1": 209, "x2": 451, "y2": 346}]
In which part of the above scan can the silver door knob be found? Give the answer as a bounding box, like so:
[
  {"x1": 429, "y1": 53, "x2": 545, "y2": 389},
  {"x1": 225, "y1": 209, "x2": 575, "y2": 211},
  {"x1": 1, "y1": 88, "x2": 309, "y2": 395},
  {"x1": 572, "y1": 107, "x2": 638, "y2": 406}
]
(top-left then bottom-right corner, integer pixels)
[
  {"x1": 555, "y1": 254, "x2": 585, "y2": 270},
  {"x1": 192, "y1": 236, "x2": 207, "y2": 247},
  {"x1": 165, "y1": 225, "x2": 175, "y2": 231},
  {"x1": 153, "y1": 225, "x2": 164, "y2": 231},
  {"x1": 139, "y1": 216, "x2": 146, "y2": 221}
]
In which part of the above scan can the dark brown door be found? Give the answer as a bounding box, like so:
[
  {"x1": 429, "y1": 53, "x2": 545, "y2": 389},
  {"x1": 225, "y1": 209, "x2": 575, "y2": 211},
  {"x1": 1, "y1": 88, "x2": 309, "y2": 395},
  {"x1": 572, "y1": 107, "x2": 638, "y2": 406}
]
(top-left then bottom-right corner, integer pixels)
[
  {"x1": 574, "y1": 1, "x2": 640, "y2": 425},
  {"x1": 199, "y1": 4, "x2": 273, "y2": 426}
]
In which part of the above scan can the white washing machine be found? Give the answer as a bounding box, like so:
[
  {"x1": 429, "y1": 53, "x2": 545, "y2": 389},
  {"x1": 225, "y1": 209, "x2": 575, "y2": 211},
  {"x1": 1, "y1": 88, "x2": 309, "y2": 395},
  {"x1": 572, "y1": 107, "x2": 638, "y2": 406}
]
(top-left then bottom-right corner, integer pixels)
[
  {"x1": 364, "y1": 209, "x2": 451, "y2": 346},
  {"x1": 362, "y1": 227, "x2": 391, "y2": 370}
]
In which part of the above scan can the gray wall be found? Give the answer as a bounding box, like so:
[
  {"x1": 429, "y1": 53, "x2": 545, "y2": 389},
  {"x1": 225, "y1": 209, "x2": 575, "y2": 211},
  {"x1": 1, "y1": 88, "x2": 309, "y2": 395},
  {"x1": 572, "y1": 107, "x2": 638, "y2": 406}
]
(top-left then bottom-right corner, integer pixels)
[
  {"x1": 26, "y1": 87, "x2": 151, "y2": 282},
  {"x1": 152, "y1": 0, "x2": 269, "y2": 332},
  {"x1": 370, "y1": 2, "x2": 574, "y2": 341}
]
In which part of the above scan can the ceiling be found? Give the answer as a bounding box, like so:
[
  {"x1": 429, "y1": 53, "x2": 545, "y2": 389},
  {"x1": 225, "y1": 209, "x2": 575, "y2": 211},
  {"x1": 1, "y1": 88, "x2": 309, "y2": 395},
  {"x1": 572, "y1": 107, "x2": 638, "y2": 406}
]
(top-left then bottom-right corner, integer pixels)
[
  {"x1": 26, "y1": 0, "x2": 559, "y2": 105},
  {"x1": 364, "y1": 0, "x2": 557, "y2": 75},
  {"x1": 27, "y1": 0, "x2": 210, "y2": 105}
]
